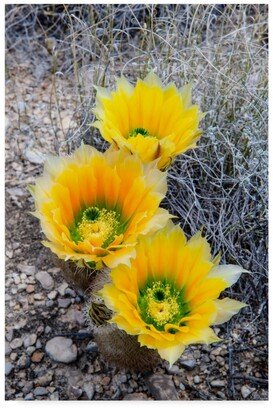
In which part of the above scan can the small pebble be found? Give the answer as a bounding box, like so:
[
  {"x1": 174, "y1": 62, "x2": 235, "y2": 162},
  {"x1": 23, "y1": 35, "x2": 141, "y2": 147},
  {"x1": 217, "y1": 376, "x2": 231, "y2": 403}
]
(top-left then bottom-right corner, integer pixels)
[
  {"x1": 241, "y1": 385, "x2": 254, "y2": 399},
  {"x1": 17, "y1": 354, "x2": 31, "y2": 369},
  {"x1": 101, "y1": 376, "x2": 110, "y2": 386},
  {"x1": 5, "y1": 342, "x2": 12, "y2": 356},
  {"x1": 193, "y1": 375, "x2": 201, "y2": 384},
  {"x1": 180, "y1": 358, "x2": 196, "y2": 371},
  {"x1": 48, "y1": 290, "x2": 58, "y2": 300},
  {"x1": 34, "y1": 387, "x2": 48, "y2": 396},
  {"x1": 36, "y1": 339, "x2": 42, "y2": 349},
  {"x1": 86, "y1": 341, "x2": 98, "y2": 355},
  {"x1": 166, "y1": 364, "x2": 181, "y2": 375},
  {"x1": 211, "y1": 380, "x2": 226, "y2": 387},
  {"x1": 58, "y1": 283, "x2": 68, "y2": 296},
  {"x1": 68, "y1": 385, "x2": 82, "y2": 399},
  {"x1": 23, "y1": 333, "x2": 37, "y2": 348},
  {"x1": 5, "y1": 362, "x2": 14, "y2": 376},
  {"x1": 58, "y1": 298, "x2": 71, "y2": 308},
  {"x1": 34, "y1": 293, "x2": 43, "y2": 300},
  {"x1": 46, "y1": 300, "x2": 54, "y2": 308},
  {"x1": 45, "y1": 337, "x2": 77, "y2": 363},
  {"x1": 45, "y1": 326, "x2": 52, "y2": 334},
  {"x1": 83, "y1": 382, "x2": 95, "y2": 400},
  {"x1": 6, "y1": 329, "x2": 14, "y2": 342},
  {"x1": 65, "y1": 288, "x2": 76, "y2": 297},
  {"x1": 10, "y1": 338, "x2": 23, "y2": 349},
  {"x1": 35, "y1": 271, "x2": 54, "y2": 290},
  {"x1": 10, "y1": 352, "x2": 17, "y2": 361},
  {"x1": 31, "y1": 351, "x2": 44, "y2": 363},
  {"x1": 26, "y1": 285, "x2": 35, "y2": 294}
]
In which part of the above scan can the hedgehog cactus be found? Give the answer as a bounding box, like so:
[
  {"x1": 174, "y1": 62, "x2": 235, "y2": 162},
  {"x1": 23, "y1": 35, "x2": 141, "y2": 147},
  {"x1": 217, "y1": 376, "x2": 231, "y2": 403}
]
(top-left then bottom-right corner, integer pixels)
[{"x1": 86, "y1": 297, "x2": 161, "y2": 372}]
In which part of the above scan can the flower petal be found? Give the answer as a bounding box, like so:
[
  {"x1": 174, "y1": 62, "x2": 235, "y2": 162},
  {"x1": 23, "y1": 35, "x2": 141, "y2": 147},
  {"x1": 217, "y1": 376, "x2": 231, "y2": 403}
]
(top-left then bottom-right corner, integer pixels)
[
  {"x1": 213, "y1": 297, "x2": 247, "y2": 325},
  {"x1": 208, "y1": 264, "x2": 249, "y2": 287},
  {"x1": 157, "y1": 344, "x2": 185, "y2": 366}
]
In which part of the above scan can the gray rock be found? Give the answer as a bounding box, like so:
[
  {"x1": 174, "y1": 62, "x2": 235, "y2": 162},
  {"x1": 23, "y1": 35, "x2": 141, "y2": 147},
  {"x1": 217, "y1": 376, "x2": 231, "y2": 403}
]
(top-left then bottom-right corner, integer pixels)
[
  {"x1": 10, "y1": 338, "x2": 23, "y2": 349},
  {"x1": 25, "y1": 148, "x2": 44, "y2": 165},
  {"x1": 34, "y1": 293, "x2": 43, "y2": 300},
  {"x1": 48, "y1": 291, "x2": 58, "y2": 300},
  {"x1": 241, "y1": 385, "x2": 254, "y2": 399},
  {"x1": 179, "y1": 383, "x2": 186, "y2": 391},
  {"x1": 26, "y1": 346, "x2": 36, "y2": 355},
  {"x1": 86, "y1": 341, "x2": 99, "y2": 355},
  {"x1": 95, "y1": 384, "x2": 103, "y2": 393},
  {"x1": 68, "y1": 385, "x2": 83, "y2": 399},
  {"x1": 166, "y1": 364, "x2": 182, "y2": 375},
  {"x1": 65, "y1": 288, "x2": 76, "y2": 297},
  {"x1": 36, "y1": 339, "x2": 42, "y2": 349},
  {"x1": 17, "y1": 354, "x2": 31, "y2": 369},
  {"x1": 119, "y1": 374, "x2": 127, "y2": 384},
  {"x1": 35, "y1": 371, "x2": 53, "y2": 386},
  {"x1": 5, "y1": 362, "x2": 14, "y2": 376},
  {"x1": 45, "y1": 337, "x2": 77, "y2": 363},
  {"x1": 211, "y1": 347, "x2": 222, "y2": 356},
  {"x1": 18, "y1": 284, "x2": 27, "y2": 292},
  {"x1": 210, "y1": 380, "x2": 226, "y2": 387},
  {"x1": 49, "y1": 392, "x2": 59, "y2": 400},
  {"x1": 180, "y1": 358, "x2": 196, "y2": 371},
  {"x1": 6, "y1": 329, "x2": 14, "y2": 342},
  {"x1": 10, "y1": 352, "x2": 17, "y2": 361},
  {"x1": 58, "y1": 298, "x2": 71, "y2": 308},
  {"x1": 203, "y1": 354, "x2": 210, "y2": 363},
  {"x1": 35, "y1": 271, "x2": 54, "y2": 290},
  {"x1": 67, "y1": 368, "x2": 84, "y2": 387},
  {"x1": 22, "y1": 381, "x2": 34, "y2": 394},
  {"x1": 146, "y1": 374, "x2": 179, "y2": 400},
  {"x1": 123, "y1": 393, "x2": 149, "y2": 400},
  {"x1": 23, "y1": 333, "x2": 37, "y2": 348},
  {"x1": 18, "y1": 264, "x2": 36, "y2": 275},
  {"x1": 83, "y1": 382, "x2": 95, "y2": 400},
  {"x1": 217, "y1": 391, "x2": 226, "y2": 399},
  {"x1": 46, "y1": 300, "x2": 54, "y2": 308},
  {"x1": 5, "y1": 341, "x2": 12, "y2": 356},
  {"x1": 24, "y1": 393, "x2": 34, "y2": 400},
  {"x1": 193, "y1": 350, "x2": 201, "y2": 359},
  {"x1": 58, "y1": 283, "x2": 68, "y2": 296},
  {"x1": 33, "y1": 387, "x2": 48, "y2": 396},
  {"x1": 45, "y1": 326, "x2": 52, "y2": 334},
  {"x1": 193, "y1": 375, "x2": 201, "y2": 384}
]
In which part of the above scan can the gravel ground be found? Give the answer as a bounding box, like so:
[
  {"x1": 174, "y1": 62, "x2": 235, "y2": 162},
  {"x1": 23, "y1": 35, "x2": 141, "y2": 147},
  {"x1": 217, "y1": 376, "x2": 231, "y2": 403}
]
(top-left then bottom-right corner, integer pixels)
[{"x1": 5, "y1": 6, "x2": 268, "y2": 401}]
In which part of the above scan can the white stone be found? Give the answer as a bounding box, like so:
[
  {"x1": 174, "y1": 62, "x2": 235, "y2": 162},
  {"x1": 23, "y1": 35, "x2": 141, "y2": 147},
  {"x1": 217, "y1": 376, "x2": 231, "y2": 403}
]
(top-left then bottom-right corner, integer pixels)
[{"x1": 45, "y1": 337, "x2": 77, "y2": 363}]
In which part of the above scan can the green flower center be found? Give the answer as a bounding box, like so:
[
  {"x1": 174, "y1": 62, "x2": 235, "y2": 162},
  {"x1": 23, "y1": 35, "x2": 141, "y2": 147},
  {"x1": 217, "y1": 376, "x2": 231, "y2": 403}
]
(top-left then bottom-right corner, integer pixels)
[
  {"x1": 70, "y1": 206, "x2": 122, "y2": 248},
  {"x1": 128, "y1": 127, "x2": 150, "y2": 138},
  {"x1": 138, "y1": 279, "x2": 190, "y2": 331}
]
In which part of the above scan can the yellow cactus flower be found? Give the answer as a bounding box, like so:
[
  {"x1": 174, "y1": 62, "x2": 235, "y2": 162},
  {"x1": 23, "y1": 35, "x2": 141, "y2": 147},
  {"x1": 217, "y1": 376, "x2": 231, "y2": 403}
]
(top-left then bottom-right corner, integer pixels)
[
  {"x1": 29, "y1": 144, "x2": 171, "y2": 269},
  {"x1": 100, "y1": 224, "x2": 247, "y2": 365},
  {"x1": 93, "y1": 72, "x2": 204, "y2": 170}
]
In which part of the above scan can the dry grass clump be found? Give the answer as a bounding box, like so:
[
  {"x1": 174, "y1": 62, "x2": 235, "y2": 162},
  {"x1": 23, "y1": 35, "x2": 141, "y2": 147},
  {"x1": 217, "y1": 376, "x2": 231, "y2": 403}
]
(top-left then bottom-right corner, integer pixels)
[{"x1": 6, "y1": 1, "x2": 268, "y2": 361}]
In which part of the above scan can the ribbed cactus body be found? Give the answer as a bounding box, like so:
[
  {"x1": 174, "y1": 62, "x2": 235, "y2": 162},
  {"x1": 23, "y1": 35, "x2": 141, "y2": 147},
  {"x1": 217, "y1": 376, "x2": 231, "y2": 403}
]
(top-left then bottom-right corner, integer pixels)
[
  {"x1": 94, "y1": 325, "x2": 161, "y2": 372},
  {"x1": 55, "y1": 257, "x2": 110, "y2": 294}
]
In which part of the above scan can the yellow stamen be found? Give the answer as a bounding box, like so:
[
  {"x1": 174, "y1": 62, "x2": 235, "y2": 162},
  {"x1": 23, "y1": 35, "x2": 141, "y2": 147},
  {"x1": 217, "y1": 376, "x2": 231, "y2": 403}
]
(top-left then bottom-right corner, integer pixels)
[
  {"x1": 78, "y1": 208, "x2": 119, "y2": 246},
  {"x1": 146, "y1": 282, "x2": 179, "y2": 327}
]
